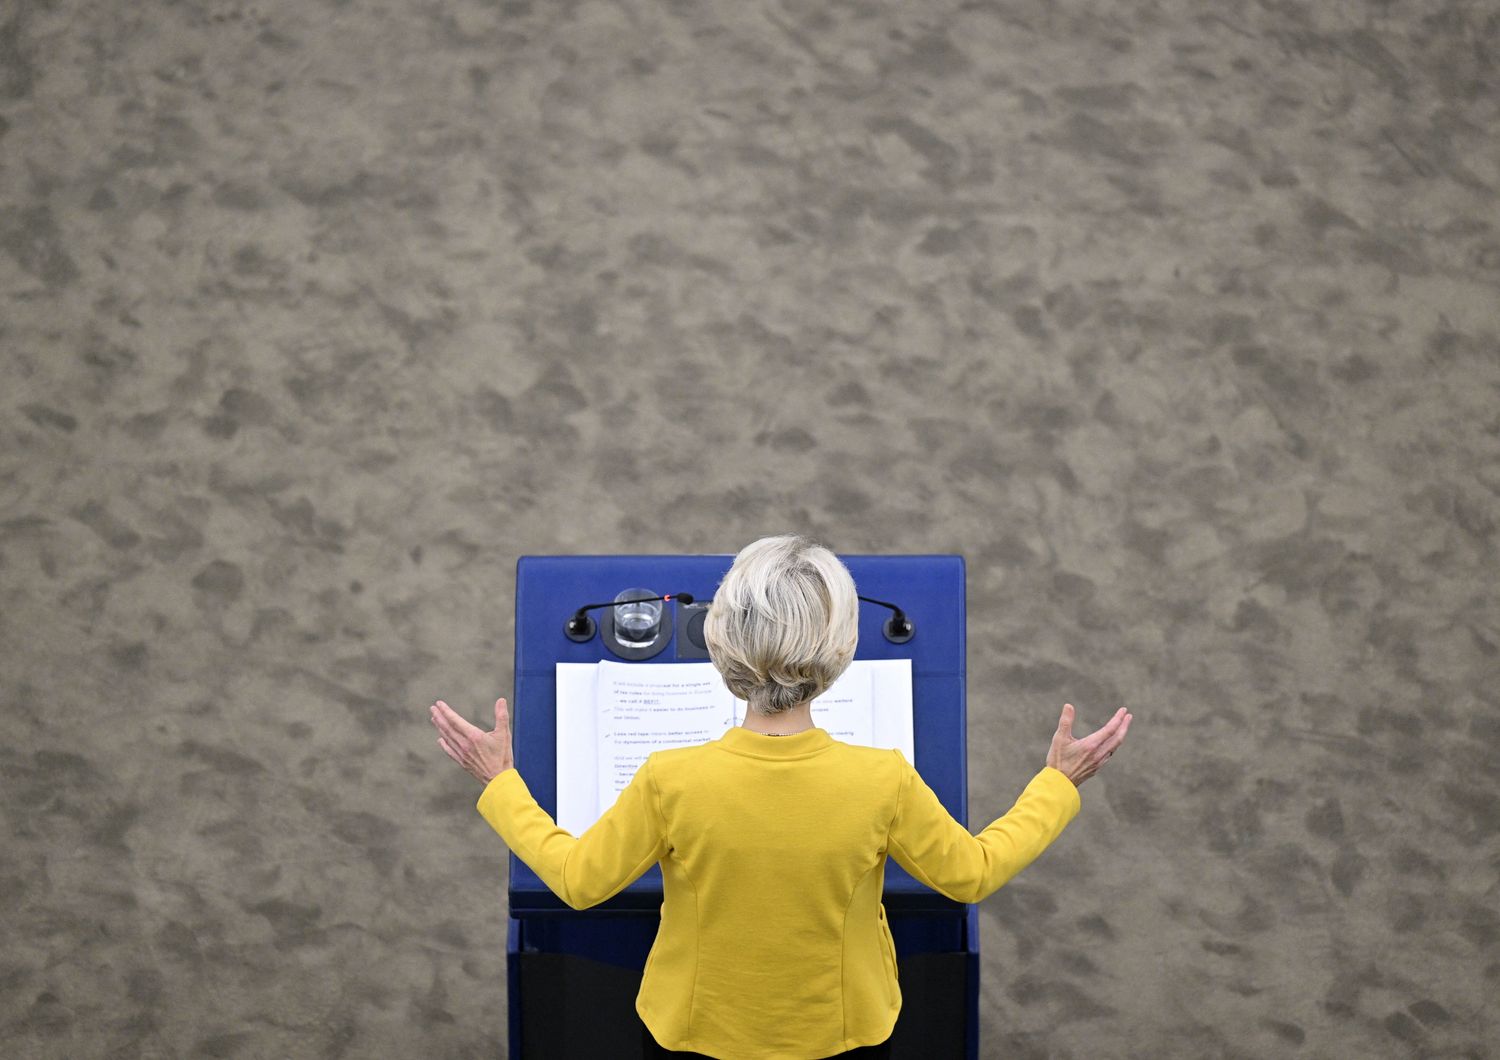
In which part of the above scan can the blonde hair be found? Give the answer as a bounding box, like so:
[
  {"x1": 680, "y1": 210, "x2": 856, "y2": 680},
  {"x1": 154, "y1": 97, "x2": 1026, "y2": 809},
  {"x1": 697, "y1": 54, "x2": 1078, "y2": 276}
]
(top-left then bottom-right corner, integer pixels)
[{"x1": 704, "y1": 534, "x2": 859, "y2": 715}]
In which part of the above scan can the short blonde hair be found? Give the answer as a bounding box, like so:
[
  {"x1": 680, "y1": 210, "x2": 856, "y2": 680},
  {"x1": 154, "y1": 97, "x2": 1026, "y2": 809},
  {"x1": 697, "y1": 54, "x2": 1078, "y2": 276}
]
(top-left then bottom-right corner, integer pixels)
[{"x1": 704, "y1": 534, "x2": 859, "y2": 715}]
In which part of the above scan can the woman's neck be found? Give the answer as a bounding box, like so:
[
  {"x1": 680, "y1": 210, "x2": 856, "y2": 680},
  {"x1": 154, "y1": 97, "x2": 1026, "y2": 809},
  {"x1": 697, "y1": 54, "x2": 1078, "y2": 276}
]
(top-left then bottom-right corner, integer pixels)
[{"x1": 741, "y1": 702, "x2": 814, "y2": 735}]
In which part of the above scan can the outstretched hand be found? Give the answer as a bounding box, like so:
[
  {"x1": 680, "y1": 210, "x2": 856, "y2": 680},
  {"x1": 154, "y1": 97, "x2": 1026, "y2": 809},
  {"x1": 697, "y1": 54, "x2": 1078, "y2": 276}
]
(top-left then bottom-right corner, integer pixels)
[
  {"x1": 1047, "y1": 703, "x2": 1132, "y2": 787},
  {"x1": 430, "y1": 697, "x2": 514, "y2": 785}
]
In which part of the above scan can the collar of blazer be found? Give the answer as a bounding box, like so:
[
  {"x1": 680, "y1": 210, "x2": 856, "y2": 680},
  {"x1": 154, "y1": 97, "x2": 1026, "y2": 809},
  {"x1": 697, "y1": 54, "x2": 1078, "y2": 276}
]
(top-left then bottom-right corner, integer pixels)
[{"x1": 718, "y1": 726, "x2": 835, "y2": 760}]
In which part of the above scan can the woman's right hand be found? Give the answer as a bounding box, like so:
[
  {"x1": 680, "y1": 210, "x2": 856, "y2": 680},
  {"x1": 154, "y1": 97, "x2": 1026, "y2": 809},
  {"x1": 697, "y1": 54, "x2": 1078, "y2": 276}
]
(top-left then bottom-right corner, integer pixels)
[{"x1": 1047, "y1": 703, "x2": 1132, "y2": 787}]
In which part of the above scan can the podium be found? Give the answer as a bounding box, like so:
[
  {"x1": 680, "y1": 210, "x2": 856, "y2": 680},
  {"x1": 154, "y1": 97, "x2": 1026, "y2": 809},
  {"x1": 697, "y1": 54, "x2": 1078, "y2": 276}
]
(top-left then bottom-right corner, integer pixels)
[{"x1": 506, "y1": 555, "x2": 977, "y2": 1058}]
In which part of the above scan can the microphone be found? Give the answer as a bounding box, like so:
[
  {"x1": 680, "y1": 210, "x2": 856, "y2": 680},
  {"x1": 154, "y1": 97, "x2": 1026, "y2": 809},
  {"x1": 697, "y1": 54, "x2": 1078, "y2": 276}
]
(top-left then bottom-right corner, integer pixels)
[
  {"x1": 565, "y1": 593, "x2": 695, "y2": 642},
  {"x1": 858, "y1": 595, "x2": 915, "y2": 644}
]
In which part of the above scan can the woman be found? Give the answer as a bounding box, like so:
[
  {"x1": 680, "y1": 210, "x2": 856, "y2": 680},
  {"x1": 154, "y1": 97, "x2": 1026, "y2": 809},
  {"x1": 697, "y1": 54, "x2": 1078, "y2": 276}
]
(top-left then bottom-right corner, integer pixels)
[{"x1": 429, "y1": 535, "x2": 1132, "y2": 1059}]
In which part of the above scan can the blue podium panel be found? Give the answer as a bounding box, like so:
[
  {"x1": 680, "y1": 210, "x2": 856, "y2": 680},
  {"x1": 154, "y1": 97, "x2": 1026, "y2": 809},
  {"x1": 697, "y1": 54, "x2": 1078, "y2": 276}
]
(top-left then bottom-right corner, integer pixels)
[{"x1": 508, "y1": 554, "x2": 967, "y2": 913}]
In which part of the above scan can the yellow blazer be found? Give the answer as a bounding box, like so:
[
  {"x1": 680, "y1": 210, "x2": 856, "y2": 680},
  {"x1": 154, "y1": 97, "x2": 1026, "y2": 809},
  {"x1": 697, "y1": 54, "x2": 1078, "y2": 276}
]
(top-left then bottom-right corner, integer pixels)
[{"x1": 477, "y1": 726, "x2": 1081, "y2": 1060}]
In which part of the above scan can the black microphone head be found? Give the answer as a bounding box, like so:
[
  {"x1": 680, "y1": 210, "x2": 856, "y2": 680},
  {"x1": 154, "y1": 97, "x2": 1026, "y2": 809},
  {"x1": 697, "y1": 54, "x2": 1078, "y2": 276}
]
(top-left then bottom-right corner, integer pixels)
[
  {"x1": 673, "y1": 593, "x2": 695, "y2": 605},
  {"x1": 564, "y1": 609, "x2": 597, "y2": 642},
  {"x1": 882, "y1": 610, "x2": 915, "y2": 644}
]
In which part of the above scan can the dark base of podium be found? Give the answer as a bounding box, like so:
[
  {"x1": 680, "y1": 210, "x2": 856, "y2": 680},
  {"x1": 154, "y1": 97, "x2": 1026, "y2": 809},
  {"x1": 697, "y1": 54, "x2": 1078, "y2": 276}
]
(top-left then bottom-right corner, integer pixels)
[{"x1": 514, "y1": 951, "x2": 968, "y2": 1058}]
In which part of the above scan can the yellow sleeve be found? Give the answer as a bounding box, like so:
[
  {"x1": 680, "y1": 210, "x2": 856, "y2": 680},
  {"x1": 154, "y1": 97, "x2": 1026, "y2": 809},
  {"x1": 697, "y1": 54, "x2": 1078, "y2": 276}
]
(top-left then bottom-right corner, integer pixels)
[
  {"x1": 475, "y1": 756, "x2": 668, "y2": 910},
  {"x1": 886, "y1": 755, "x2": 1081, "y2": 904}
]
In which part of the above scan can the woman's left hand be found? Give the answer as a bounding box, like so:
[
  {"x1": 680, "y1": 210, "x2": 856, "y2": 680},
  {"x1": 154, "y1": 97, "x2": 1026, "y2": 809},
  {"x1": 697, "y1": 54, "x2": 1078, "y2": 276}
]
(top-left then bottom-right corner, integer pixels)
[{"x1": 430, "y1": 697, "x2": 514, "y2": 784}]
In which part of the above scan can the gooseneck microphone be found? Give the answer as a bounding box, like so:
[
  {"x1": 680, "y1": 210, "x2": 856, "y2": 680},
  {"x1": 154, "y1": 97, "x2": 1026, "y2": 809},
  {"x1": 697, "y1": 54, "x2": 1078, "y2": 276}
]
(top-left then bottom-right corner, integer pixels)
[
  {"x1": 858, "y1": 595, "x2": 915, "y2": 644},
  {"x1": 564, "y1": 593, "x2": 695, "y2": 642}
]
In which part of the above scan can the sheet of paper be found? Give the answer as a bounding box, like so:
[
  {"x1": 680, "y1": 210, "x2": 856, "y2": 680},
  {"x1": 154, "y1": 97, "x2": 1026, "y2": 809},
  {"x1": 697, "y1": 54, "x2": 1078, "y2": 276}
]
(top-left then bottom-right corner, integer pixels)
[
  {"x1": 866, "y1": 659, "x2": 916, "y2": 762},
  {"x1": 555, "y1": 663, "x2": 601, "y2": 836},
  {"x1": 727, "y1": 660, "x2": 911, "y2": 759},
  {"x1": 597, "y1": 661, "x2": 738, "y2": 805},
  {"x1": 811, "y1": 665, "x2": 874, "y2": 744}
]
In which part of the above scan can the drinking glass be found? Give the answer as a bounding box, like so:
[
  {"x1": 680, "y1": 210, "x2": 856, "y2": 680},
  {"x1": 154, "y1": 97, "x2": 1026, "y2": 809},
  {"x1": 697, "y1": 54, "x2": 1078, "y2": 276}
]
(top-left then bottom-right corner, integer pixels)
[{"x1": 613, "y1": 588, "x2": 663, "y2": 644}]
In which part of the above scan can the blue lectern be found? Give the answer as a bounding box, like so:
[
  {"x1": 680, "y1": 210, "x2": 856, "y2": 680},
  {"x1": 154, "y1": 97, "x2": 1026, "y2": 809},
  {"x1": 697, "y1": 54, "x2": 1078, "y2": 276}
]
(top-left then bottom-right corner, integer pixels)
[{"x1": 506, "y1": 555, "x2": 977, "y2": 1058}]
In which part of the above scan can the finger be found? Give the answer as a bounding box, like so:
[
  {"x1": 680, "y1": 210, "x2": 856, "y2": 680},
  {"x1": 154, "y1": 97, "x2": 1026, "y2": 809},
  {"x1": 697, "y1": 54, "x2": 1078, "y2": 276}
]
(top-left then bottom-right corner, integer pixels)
[
  {"x1": 436, "y1": 700, "x2": 478, "y2": 733},
  {"x1": 1095, "y1": 721, "x2": 1132, "y2": 769},
  {"x1": 429, "y1": 702, "x2": 460, "y2": 739},
  {"x1": 430, "y1": 703, "x2": 472, "y2": 748},
  {"x1": 1057, "y1": 703, "x2": 1074, "y2": 740},
  {"x1": 495, "y1": 697, "x2": 509, "y2": 731},
  {"x1": 1100, "y1": 713, "x2": 1133, "y2": 756},
  {"x1": 437, "y1": 736, "x2": 463, "y2": 765},
  {"x1": 435, "y1": 700, "x2": 485, "y2": 741},
  {"x1": 1077, "y1": 707, "x2": 1127, "y2": 749}
]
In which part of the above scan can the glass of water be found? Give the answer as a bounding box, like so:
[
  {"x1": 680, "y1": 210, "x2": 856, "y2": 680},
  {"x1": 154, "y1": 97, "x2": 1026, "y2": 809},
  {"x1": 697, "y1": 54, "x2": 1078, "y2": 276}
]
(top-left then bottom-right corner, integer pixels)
[{"x1": 613, "y1": 588, "x2": 663, "y2": 644}]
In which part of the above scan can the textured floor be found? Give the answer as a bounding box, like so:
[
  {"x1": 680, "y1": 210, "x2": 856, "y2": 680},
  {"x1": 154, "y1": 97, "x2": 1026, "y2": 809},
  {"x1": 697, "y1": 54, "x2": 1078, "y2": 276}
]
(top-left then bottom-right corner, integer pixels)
[{"x1": 2, "y1": 0, "x2": 1498, "y2": 1057}]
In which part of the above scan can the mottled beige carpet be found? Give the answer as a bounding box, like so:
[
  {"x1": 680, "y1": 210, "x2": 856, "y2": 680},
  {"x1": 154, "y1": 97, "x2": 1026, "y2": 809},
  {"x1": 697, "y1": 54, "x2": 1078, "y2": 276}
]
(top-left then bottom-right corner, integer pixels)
[{"x1": 2, "y1": 0, "x2": 1497, "y2": 1056}]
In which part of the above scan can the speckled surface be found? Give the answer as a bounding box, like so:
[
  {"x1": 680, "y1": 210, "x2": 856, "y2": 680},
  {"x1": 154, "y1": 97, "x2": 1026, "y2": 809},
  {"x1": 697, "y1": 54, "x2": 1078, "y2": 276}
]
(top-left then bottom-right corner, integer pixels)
[{"x1": 2, "y1": 0, "x2": 1497, "y2": 1056}]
